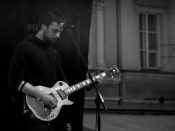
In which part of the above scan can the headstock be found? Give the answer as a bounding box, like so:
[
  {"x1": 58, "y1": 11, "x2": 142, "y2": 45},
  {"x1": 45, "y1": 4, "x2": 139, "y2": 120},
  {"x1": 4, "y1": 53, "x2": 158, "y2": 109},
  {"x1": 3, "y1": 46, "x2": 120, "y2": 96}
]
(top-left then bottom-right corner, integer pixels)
[{"x1": 105, "y1": 65, "x2": 120, "y2": 78}]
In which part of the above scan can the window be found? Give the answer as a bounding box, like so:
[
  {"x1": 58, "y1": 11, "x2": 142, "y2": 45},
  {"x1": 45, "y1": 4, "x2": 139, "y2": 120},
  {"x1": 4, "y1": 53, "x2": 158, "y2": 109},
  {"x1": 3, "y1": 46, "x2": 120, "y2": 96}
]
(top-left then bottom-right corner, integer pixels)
[{"x1": 139, "y1": 13, "x2": 160, "y2": 69}]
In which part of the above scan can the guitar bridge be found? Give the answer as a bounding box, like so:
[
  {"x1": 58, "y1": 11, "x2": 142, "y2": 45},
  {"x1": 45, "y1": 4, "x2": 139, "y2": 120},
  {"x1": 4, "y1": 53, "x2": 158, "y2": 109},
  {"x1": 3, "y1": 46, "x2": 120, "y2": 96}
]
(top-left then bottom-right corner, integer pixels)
[{"x1": 57, "y1": 89, "x2": 67, "y2": 100}]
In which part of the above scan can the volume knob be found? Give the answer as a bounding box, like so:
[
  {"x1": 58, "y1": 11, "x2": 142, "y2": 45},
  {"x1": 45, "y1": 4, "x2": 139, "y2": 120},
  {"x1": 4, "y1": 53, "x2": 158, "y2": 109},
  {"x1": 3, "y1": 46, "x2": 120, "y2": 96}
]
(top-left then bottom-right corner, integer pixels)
[{"x1": 59, "y1": 82, "x2": 63, "y2": 86}]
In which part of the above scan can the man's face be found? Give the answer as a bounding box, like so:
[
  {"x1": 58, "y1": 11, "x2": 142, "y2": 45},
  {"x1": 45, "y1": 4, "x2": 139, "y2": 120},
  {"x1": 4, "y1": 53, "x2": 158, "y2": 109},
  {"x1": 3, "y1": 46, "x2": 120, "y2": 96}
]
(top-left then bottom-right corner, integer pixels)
[{"x1": 43, "y1": 22, "x2": 64, "y2": 44}]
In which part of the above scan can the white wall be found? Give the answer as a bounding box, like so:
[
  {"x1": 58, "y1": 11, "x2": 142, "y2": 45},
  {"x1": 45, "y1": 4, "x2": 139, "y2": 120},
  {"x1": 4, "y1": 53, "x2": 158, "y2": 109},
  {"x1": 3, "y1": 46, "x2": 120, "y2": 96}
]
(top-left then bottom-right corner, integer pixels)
[
  {"x1": 119, "y1": 0, "x2": 140, "y2": 70},
  {"x1": 104, "y1": 0, "x2": 117, "y2": 66},
  {"x1": 163, "y1": 0, "x2": 175, "y2": 72}
]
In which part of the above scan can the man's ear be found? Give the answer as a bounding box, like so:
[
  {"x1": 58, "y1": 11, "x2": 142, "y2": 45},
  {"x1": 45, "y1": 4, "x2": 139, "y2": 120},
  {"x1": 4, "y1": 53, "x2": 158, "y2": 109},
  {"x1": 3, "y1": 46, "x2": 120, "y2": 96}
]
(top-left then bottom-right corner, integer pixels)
[{"x1": 41, "y1": 24, "x2": 47, "y2": 31}]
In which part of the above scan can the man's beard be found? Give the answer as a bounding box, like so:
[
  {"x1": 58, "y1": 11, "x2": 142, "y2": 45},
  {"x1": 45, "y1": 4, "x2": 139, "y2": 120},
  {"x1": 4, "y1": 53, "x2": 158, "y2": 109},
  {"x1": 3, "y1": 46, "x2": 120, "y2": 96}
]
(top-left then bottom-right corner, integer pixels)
[{"x1": 43, "y1": 33, "x2": 55, "y2": 44}]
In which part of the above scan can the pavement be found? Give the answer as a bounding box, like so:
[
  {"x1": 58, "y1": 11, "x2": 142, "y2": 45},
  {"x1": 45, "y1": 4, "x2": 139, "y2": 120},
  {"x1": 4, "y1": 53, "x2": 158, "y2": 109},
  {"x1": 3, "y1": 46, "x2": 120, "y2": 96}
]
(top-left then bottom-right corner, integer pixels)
[{"x1": 83, "y1": 110, "x2": 175, "y2": 131}]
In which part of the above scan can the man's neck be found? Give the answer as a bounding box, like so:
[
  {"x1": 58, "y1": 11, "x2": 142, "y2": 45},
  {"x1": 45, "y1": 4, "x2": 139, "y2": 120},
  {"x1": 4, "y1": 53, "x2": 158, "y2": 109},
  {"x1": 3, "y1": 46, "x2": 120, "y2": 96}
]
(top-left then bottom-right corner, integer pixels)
[{"x1": 35, "y1": 30, "x2": 45, "y2": 42}]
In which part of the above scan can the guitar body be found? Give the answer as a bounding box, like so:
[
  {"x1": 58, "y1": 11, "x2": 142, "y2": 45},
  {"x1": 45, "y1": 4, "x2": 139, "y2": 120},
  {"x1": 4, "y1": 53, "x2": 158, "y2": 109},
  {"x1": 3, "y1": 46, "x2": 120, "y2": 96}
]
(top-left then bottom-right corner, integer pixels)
[{"x1": 26, "y1": 81, "x2": 73, "y2": 121}]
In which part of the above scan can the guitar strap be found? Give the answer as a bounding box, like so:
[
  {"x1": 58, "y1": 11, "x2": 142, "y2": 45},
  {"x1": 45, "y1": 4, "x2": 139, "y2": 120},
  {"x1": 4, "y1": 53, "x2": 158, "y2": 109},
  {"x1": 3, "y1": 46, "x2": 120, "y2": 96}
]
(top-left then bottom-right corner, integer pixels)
[
  {"x1": 48, "y1": 45, "x2": 69, "y2": 85},
  {"x1": 58, "y1": 62, "x2": 69, "y2": 85}
]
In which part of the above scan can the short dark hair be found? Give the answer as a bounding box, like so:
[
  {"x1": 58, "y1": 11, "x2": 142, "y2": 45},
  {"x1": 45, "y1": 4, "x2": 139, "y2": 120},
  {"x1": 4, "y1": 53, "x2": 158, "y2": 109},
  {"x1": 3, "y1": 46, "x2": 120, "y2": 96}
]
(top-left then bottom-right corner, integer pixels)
[{"x1": 38, "y1": 9, "x2": 66, "y2": 29}]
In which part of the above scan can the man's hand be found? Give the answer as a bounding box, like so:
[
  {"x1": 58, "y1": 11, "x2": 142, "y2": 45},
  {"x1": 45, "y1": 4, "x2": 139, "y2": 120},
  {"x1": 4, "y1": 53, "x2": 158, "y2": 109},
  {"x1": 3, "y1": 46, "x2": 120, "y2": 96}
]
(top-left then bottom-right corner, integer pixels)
[
  {"x1": 21, "y1": 82, "x2": 58, "y2": 109},
  {"x1": 86, "y1": 80, "x2": 102, "y2": 91},
  {"x1": 39, "y1": 92, "x2": 58, "y2": 109}
]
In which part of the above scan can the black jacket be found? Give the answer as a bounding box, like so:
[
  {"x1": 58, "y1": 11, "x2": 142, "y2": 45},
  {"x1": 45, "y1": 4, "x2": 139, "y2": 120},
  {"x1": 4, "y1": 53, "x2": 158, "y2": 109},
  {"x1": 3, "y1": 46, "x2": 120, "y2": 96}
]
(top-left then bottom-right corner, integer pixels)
[{"x1": 8, "y1": 35, "x2": 66, "y2": 89}]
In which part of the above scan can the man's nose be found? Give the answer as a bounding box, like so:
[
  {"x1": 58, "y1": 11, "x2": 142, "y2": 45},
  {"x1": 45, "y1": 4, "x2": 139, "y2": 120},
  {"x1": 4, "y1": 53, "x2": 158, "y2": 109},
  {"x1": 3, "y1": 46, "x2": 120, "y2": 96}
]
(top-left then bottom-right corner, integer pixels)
[
  {"x1": 60, "y1": 26, "x2": 63, "y2": 32},
  {"x1": 55, "y1": 32, "x2": 60, "y2": 38}
]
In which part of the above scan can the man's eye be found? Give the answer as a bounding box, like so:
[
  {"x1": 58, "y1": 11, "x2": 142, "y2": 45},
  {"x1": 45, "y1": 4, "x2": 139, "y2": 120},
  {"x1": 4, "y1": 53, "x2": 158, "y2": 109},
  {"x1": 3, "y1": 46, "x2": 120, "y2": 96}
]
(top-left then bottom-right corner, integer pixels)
[{"x1": 53, "y1": 30, "x2": 58, "y2": 33}]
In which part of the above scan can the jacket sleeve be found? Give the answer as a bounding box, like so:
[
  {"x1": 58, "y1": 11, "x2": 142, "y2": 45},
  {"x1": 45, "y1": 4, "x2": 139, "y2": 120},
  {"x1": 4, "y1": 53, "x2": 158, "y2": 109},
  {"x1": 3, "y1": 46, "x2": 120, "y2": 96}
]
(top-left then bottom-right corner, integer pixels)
[{"x1": 8, "y1": 42, "x2": 28, "y2": 91}]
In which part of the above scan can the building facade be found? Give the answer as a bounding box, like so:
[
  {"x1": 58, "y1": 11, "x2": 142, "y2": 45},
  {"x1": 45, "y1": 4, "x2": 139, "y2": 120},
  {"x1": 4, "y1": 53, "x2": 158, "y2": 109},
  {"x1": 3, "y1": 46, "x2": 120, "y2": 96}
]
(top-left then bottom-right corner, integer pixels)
[{"x1": 85, "y1": 0, "x2": 175, "y2": 111}]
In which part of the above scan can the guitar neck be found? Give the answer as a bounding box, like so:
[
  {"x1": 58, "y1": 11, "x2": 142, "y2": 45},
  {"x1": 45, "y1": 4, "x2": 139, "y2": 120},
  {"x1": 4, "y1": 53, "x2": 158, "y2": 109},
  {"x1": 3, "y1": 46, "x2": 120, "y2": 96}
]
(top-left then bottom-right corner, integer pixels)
[{"x1": 63, "y1": 72, "x2": 106, "y2": 96}]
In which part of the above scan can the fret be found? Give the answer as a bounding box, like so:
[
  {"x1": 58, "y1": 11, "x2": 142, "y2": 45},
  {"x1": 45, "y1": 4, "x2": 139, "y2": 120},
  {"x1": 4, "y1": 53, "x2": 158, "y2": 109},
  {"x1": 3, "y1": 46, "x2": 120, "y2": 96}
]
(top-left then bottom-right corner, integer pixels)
[
  {"x1": 64, "y1": 75, "x2": 100, "y2": 96},
  {"x1": 81, "y1": 81, "x2": 86, "y2": 86},
  {"x1": 80, "y1": 81, "x2": 87, "y2": 88},
  {"x1": 85, "y1": 79, "x2": 91, "y2": 85},
  {"x1": 79, "y1": 82, "x2": 83, "y2": 87},
  {"x1": 68, "y1": 88, "x2": 71, "y2": 93},
  {"x1": 72, "y1": 86, "x2": 75, "y2": 91},
  {"x1": 94, "y1": 76, "x2": 98, "y2": 80},
  {"x1": 101, "y1": 72, "x2": 106, "y2": 77},
  {"x1": 95, "y1": 75, "x2": 100, "y2": 79},
  {"x1": 68, "y1": 88, "x2": 71, "y2": 92},
  {"x1": 75, "y1": 84, "x2": 79, "y2": 89},
  {"x1": 73, "y1": 86, "x2": 76, "y2": 90},
  {"x1": 76, "y1": 83, "x2": 83, "y2": 89},
  {"x1": 77, "y1": 84, "x2": 81, "y2": 88}
]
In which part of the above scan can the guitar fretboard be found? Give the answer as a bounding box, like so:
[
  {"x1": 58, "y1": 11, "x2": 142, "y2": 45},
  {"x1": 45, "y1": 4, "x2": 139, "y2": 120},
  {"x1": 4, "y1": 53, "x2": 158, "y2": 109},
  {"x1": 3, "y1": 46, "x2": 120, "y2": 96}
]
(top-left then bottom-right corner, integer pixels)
[{"x1": 64, "y1": 72, "x2": 106, "y2": 95}]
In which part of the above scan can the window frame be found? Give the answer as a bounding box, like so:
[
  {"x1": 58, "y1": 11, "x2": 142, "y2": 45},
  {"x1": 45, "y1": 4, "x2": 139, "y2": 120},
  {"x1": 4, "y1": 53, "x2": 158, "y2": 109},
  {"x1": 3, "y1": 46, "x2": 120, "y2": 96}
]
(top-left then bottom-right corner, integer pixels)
[
  {"x1": 137, "y1": 7, "x2": 166, "y2": 70},
  {"x1": 139, "y1": 13, "x2": 160, "y2": 69}
]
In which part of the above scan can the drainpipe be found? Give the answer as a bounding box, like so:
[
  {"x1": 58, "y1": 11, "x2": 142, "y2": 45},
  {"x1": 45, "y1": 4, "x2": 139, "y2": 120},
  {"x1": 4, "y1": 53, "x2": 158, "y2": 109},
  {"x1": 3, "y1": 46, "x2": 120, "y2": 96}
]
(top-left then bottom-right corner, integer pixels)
[{"x1": 116, "y1": 0, "x2": 123, "y2": 105}]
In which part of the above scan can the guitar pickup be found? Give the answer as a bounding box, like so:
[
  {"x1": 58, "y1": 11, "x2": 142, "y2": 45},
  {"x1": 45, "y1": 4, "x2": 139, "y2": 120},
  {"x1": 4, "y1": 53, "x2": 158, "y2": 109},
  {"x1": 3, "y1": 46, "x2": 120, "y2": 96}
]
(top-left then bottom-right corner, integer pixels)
[{"x1": 57, "y1": 89, "x2": 67, "y2": 100}]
